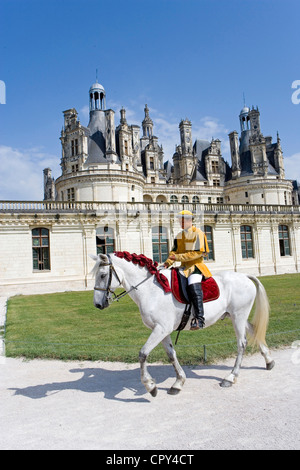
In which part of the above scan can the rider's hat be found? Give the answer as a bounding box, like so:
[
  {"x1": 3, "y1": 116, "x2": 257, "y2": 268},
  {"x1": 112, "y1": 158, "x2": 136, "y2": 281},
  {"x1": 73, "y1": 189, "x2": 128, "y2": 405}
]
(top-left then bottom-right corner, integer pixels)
[{"x1": 177, "y1": 210, "x2": 193, "y2": 218}]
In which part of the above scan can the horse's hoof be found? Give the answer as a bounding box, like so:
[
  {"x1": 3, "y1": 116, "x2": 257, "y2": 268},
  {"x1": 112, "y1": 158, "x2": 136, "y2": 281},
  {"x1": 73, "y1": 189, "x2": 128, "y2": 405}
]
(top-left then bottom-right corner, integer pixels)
[
  {"x1": 220, "y1": 379, "x2": 233, "y2": 388},
  {"x1": 266, "y1": 360, "x2": 275, "y2": 371},
  {"x1": 167, "y1": 387, "x2": 181, "y2": 395},
  {"x1": 150, "y1": 386, "x2": 158, "y2": 397}
]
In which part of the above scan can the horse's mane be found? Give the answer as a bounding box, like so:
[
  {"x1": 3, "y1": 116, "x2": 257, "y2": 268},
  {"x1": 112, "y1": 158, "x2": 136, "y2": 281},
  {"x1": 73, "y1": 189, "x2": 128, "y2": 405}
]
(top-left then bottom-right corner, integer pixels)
[
  {"x1": 114, "y1": 251, "x2": 158, "y2": 269},
  {"x1": 114, "y1": 251, "x2": 171, "y2": 293}
]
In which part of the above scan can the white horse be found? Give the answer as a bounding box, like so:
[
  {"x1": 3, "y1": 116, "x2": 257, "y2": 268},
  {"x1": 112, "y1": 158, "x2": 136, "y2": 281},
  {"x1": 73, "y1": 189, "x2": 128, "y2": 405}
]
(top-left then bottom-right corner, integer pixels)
[{"x1": 91, "y1": 253, "x2": 275, "y2": 396}]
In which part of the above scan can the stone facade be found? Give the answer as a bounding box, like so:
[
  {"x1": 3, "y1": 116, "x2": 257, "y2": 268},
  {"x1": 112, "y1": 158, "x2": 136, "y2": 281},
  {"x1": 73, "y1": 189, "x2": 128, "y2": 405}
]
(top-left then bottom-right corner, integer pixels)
[{"x1": 0, "y1": 80, "x2": 299, "y2": 296}]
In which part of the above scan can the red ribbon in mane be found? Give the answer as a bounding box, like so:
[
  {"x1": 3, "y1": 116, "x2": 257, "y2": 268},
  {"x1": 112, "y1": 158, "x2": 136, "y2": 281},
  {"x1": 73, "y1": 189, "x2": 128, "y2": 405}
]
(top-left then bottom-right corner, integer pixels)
[{"x1": 114, "y1": 251, "x2": 171, "y2": 293}]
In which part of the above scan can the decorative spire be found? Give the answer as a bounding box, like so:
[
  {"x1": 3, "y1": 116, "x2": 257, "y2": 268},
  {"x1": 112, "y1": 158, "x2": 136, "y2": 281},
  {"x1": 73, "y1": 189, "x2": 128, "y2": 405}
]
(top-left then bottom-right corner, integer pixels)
[
  {"x1": 142, "y1": 104, "x2": 153, "y2": 137},
  {"x1": 120, "y1": 107, "x2": 127, "y2": 125}
]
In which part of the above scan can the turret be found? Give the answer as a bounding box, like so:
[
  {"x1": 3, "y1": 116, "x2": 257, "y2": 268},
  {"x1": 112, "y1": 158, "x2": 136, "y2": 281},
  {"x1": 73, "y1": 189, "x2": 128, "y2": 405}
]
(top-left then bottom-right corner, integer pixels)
[
  {"x1": 43, "y1": 168, "x2": 55, "y2": 201},
  {"x1": 142, "y1": 104, "x2": 153, "y2": 138}
]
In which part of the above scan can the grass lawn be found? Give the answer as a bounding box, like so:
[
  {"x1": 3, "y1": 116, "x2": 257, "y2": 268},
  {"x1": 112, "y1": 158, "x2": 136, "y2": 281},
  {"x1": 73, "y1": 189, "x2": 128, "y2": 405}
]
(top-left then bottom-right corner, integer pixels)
[{"x1": 4, "y1": 273, "x2": 300, "y2": 364}]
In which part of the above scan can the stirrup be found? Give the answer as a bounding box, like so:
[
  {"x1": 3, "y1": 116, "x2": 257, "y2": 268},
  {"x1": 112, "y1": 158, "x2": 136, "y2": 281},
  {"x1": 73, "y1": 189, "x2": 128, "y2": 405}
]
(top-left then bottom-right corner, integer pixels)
[{"x1": 190, "y1": 317, "x2": 204, "y2": 330}]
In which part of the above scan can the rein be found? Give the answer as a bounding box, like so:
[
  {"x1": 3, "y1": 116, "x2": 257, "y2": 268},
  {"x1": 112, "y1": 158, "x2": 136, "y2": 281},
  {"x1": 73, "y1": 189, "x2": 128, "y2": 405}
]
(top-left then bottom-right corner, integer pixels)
[{"x1": 94, "y1": 254, "x2": 151, "y2": 303}]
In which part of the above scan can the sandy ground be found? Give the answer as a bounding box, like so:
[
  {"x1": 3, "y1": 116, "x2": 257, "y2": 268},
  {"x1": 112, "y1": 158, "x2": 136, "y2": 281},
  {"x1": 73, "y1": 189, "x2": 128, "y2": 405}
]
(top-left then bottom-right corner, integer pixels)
[{"x1": 0, "y1": 347, "x2": 299, "y2": 450}]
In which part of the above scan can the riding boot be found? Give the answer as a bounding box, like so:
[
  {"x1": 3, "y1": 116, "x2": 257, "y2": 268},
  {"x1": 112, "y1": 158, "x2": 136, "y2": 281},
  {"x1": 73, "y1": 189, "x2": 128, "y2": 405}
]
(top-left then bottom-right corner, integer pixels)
[{"x1": 187, "y1": 282, "x2": 205, "y2": 330}]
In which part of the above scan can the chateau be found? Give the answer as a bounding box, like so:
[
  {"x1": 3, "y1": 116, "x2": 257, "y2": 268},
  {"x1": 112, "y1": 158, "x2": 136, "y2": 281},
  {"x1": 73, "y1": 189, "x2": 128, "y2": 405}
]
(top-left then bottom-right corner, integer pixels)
[{"x1": 0, "y1": 80, "x2": 299, "y2": 295}]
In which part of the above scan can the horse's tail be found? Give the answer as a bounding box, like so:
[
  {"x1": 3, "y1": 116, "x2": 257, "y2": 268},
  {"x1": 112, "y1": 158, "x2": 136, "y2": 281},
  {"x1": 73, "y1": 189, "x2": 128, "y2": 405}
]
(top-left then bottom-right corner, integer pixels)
[{"x1": 247, "y1": 275, "x2": 270, "y2": 347}]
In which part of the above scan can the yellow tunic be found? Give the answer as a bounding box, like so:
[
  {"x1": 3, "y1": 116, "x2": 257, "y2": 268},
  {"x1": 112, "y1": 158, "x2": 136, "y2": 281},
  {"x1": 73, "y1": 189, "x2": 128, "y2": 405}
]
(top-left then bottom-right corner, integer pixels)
[{"x1": 165, "y1": 226, "x2": 212, "y2": 278}]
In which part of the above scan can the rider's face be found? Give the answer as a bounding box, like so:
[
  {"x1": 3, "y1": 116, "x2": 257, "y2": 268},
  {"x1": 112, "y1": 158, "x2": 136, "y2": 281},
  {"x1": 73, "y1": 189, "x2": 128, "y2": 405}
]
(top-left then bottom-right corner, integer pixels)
[{"x1": 180, "y1": 217, "x2": 193, "y2": 230}]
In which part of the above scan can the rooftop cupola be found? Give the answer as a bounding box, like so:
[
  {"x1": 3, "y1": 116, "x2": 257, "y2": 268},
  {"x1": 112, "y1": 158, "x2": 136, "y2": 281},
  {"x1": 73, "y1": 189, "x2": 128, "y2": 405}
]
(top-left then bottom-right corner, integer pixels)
[
  {"x1": 239, "y1": 106, "x2": 250, "y2": 132},
  {"x1": 142, "y1": 104, "x2": 153, "y2": 137},
  {"x1": 89, "y1": 80, "x2": 106, "y2": 111}
]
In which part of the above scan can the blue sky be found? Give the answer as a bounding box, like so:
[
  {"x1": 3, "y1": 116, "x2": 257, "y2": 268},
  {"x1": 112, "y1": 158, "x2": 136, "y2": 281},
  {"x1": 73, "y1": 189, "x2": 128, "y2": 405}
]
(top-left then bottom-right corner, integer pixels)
[{"x1": 0, "y1": 0, "x2": 299, "y2": 200}]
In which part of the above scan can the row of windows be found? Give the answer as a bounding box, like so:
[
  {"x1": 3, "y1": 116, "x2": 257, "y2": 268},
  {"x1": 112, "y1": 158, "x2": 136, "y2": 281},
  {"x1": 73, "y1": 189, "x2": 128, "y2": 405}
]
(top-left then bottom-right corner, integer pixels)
[
  {"x1": 240, "y1": 224, "x2": 291, "y2": 259},
  {"x1": 31, "y1": 225, "x2": 292, "y2": 271},
  {"x1": 170, "y1": 195, "x2": 223, "y2": 204},
  {"x1": 62, "y1": 193, "x2": 224, "y2": 204},
  {"x1": 170, "y1": 195, "x2": 200, "y2": 204}
]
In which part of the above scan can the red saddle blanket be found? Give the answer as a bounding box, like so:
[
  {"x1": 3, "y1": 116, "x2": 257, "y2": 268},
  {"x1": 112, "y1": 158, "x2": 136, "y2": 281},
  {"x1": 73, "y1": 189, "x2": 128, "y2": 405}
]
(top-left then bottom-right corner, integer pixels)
[{"x1": 171, "y1": 268, "x2": 220, "y2": 304}]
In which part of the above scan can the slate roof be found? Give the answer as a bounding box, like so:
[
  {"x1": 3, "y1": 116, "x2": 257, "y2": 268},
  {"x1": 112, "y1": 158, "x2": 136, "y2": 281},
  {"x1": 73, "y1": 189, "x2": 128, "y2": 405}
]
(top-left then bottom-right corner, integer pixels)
[{"x1": 192, "y1": 139, "x2": 211, "y2": 181}]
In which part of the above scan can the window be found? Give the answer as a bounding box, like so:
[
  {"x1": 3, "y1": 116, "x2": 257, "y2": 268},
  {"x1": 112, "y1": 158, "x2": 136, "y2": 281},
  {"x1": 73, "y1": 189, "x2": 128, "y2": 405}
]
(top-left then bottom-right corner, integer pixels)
[
  {"x1": 152, "y1": 226, "x2": 169, "y2": 263},
  {"x1": 71, "y1": 139, "x2": 78, "y2": 156},
  {"x1": 211, "y1": 160, "x2": 219, "y2": 173},
  {"x1": 192, "y1": 195, "x2": 200, "y2": 204},
  {"x1": 124, "y1": 140, "x2": 128, "y2": 155},
  {"x1": 204, "y1": 225, "x2": 214, "y2": 260},
  {"x1": 181, "y1": 195, "x2": 189, "y2": 204},
  {"x1": 67, "y1": 188, "x2": 75, "y2": 201},
  {"x1": 96, "y1": 227, "x2": 115, "y2": 255},
  {"x1": 278, "y1": 225, "x2": 290, "y2": 256},
  {"x1": 213, "y1": 179, "x2": 220, "y2": 187},
  {"x1": 240, "y1": 225, "x2": 254, "y2": 259},
  {"x1": 32, "y1": 228, "x2": 50, "y2": 271},
  {"x1": 170, "y1": 195, "x2": 178, "y2": 203},
  {"x1": 216, "y1": 197, "x2": 224, "y2": 204}
]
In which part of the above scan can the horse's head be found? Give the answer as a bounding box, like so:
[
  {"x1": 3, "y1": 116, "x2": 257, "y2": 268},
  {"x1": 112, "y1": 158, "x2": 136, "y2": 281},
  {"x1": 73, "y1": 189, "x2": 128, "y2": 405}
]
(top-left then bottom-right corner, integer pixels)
[{"x1": 90, "y1": 253, "x2": 121, "y2": 310}]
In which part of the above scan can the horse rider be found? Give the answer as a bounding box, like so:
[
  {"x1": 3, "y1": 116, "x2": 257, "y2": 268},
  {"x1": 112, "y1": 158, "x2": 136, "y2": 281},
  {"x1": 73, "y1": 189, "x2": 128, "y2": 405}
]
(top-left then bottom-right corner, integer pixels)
[{"x1": 164, "y1": 210, "x2": 212, "y2": 330}]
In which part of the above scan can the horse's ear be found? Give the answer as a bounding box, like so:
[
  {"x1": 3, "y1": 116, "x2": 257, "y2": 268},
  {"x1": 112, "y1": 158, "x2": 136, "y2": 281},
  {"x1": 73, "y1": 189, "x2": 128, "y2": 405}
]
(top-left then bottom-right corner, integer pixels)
[
  {"x1": 99, "y1": 254, "x2": 108, "y2": 263},
  {"x1": 89, "y1": 254, "x2": 99, "y2": 261}
]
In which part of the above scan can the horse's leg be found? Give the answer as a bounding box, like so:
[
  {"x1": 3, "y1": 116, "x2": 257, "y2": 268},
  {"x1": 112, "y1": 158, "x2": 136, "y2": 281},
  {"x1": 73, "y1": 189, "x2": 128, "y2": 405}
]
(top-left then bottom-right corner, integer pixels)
[
  {"x1": 221, "y1": 313, "x2": 247, "y2": 388},
  {"x1": 139, "y1": 324, "x2": 169, "y2": 397},
  {"x1": 161, "y1": 335, "x2": 186, "y2": 395},
  {"x1": 246, "y1": 321, "x2": 275, "y2": 370}
]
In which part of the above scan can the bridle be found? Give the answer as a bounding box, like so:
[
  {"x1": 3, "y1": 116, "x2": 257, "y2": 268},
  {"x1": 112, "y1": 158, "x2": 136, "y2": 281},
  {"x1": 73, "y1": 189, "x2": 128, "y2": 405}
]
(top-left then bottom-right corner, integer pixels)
[
  {"x1": 93, "y1": 254, "x2": 124, "y2": 303},
  {"x1": 93, "y1": 253, "x2": 152, "y2": 304}
]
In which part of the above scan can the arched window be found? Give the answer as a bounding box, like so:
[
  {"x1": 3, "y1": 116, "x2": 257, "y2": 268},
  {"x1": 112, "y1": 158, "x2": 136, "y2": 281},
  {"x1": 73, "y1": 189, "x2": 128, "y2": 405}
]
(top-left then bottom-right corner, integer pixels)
[
  {"x1": 32, "y1": 228, "x2": 50, "y2": 270},
  {"x1": 96, "y1": 227, "x2": 115, "y2": 254},
  {"x1": 278, "y1": 225, "x2": 290, "y2": 256},
  {"x1": 152, "y1": 226, "x2": 169, "y2": 263},
  {"x1": 170, "y1": 195, "x2": 178, "y2": 203},
  {"x1": 192, "y1": 195, "x2": 200, "y2": 204},
  {"x1": 204, "y1": 225, "x2": 214, "y2": 260},
  {"x1": 240, "y1": 225, "x2": 254, "y2": 259},
  {"x1": 156, "y1": 195, "x2": 167, "y2": 203},
  {"x1": 181, "y1": 195, "x2": 189, "y2": 204}
]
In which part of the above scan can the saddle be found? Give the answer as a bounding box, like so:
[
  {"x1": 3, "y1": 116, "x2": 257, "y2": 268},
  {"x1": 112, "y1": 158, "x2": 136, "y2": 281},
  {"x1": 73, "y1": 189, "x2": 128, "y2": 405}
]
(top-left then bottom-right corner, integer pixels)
[
  {"x1": 171, "y1": 268, "x2": 220, "y2": 304},
  {"x1": 171, "y1": 268, "x2": 220, "y2": 343}
]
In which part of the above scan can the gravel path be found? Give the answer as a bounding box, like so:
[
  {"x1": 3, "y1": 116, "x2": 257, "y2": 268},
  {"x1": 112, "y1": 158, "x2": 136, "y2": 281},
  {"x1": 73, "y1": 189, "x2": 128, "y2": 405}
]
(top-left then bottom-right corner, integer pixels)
[{"x1": 0, "y1": 347, "x2": 299, "y2": 450}]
